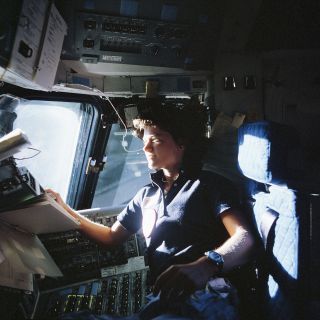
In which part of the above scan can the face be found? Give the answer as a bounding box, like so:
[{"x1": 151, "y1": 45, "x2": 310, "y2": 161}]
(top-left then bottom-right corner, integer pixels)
[{"x1": 142, "y1": 126, "x2": 185, "y2": 171}]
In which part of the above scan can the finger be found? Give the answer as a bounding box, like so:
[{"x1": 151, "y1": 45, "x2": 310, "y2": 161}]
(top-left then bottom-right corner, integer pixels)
[
  {"x1": 171, "y1": 288, "x2": 191, "y2": 302},
  {"x1": 160, "y1": 287, "x2": 186, "y2": 303},
  {"x1": 159, "y1": 287, "x2": 177, "y2": 303},
  {"x1": 178, "y1": 285, "x2": 196, "y2": 300},
  {"x1": 157, "y1": 270, "x2": 194, "y2": 301},
  {"x1": 45, "y1": 189, "x2": 65, "y2": 206},
  {"x1": 45, "y1": 188, "x2": 58, "y2": 198},
  {"x1": 153, "y1": 266, "x2": 179, "y2": 295}
]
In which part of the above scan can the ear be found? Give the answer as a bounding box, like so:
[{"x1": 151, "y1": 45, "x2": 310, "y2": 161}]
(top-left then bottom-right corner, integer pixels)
[
  {"x1": 176, "y1": 138, "x2": 186, "y2": 150},
  {"x1": 176, "y1": 144, "x2": 185, "y2": 152}
]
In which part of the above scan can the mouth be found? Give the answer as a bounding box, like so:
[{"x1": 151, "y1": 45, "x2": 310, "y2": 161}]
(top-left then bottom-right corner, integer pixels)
[{"x1": 146, "y1": 154, "x2": 155, "y2": 161}]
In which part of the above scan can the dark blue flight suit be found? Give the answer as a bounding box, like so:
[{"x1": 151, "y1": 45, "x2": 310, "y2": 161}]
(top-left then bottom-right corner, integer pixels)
[
  {"x1": 116, "y1": 169, "x2": 241, "y2": 319},
  {"x1": 118, "y1": 169, "x2": 240, "y2": 282},
  {"x1": 62, "y1": 170, "x2": 241, "y2": 320}
]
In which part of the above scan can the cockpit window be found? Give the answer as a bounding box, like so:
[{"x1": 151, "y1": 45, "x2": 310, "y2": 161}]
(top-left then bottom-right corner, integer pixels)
[
  {"x1": 92, "y1": 123, "x2": 150, "y2": 208},
  {"x1": 2, "y1": 98, "x2": 98, "y2": 201}
]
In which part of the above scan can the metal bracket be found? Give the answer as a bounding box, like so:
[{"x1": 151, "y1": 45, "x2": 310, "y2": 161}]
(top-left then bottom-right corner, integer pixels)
[
  {"x1": 100, "y1": 114, "x2": 108, "y2": 129},
  {"x1": 85, "y1": 156, "x2": 107, "y2": 174}
]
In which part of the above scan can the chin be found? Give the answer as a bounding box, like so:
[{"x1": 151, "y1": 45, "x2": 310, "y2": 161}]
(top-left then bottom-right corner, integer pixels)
[{"x1": 147, "y1": 161, "x2": 159, "y2": 170}]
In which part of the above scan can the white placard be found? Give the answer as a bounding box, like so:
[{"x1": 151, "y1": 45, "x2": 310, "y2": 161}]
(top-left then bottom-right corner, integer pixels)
[
  {"x1": 8, "y1": 0, "x2": 48, "y2": 81},
  {"x1": 33, "y1": 3, "x2": 67, "y2": 89}
]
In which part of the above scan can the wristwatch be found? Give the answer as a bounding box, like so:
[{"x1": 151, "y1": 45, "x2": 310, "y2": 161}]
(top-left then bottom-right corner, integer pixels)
[{"x1": 205, "y1": 250, "x2": 224, "y2": 272}]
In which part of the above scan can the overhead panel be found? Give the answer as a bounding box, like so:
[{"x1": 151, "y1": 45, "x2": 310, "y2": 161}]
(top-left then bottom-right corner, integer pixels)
[
  {"x1": 74, "y1": 12, "x2": 191, "y2": 69},
  {"x1": 55, "y1": 0, "x2": 223, "y2": 72}
]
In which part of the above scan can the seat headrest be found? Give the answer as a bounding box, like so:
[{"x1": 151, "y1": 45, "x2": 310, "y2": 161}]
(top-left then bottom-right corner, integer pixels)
[{"x1": 238, "y1": 121, "x2": 299, "y2": 185}]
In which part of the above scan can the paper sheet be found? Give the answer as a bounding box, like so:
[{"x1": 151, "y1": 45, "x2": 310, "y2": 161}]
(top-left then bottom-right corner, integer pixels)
[
  {"x1": 33, "y1": 3, "x2": 67, "y2": 89},
  {"x1": 0, "y1": 258, "x2": 33, "y2": 291},
  {"x1": 0, "y1": 223, "x2": 62, "y2": 279},
  {"x1": 0, "y1": 193, "x2": 80, "y2": 234},
  {"x1": 0, "y1": 128, "x2": 31, "y2": 161},
  {"x1": 8, "y1": 0, "x2": 48, "y2": 81}
]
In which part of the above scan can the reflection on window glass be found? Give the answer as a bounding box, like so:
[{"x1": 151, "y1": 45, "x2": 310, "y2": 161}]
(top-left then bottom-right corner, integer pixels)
[
  {"x1": 92, "y1": 124, "x2": 150, "y2": 208},
  {"x1": 12, "y1": 101, "x2": 85, "y2": 200}
]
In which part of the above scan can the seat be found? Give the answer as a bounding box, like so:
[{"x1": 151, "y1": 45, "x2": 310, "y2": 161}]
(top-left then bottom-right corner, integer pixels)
[{"x1": 237, "y1": 120, "x2": 309, "y2": 320}]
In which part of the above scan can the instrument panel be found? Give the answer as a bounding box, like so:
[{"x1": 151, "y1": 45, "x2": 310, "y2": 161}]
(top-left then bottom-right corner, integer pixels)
[
  {"x1": 73, "y1": 12, "x2": 191, "y2": 68},
  {"x1": 35, "y1": 267, "x2": 151, "y2": 318},
  {"x1": 0, "y1": 211, "x2": 149, "y2": 319},
  {"x1": 33, "y1": 213, "x2": 150, "y2": 319}
]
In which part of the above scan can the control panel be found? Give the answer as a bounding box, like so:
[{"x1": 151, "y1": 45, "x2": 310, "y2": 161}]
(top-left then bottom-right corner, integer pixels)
[
  {"x1": 0, "y1": 180, "x2": 149, "y2": 319},
  {"x1": 74, "y1": 12, "x2": 191, "y2": 68},
  {"x1": 34, "y1": 212, "x2": 150, "y2": 319},
  {"x1": 34, "y1": 268, "x2": 151, "y2": 319},
  {"x1": 38, "y1": 214, "x2": 147, "y2": 289},
  {"x1": 0, "y1": 161, "x2": 44, "y2": 210}
]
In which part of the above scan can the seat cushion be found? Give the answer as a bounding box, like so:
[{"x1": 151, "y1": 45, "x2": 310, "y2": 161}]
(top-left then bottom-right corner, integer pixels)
[{"x1": 238, "y1": 121, "x2": 299, "y2": 186}]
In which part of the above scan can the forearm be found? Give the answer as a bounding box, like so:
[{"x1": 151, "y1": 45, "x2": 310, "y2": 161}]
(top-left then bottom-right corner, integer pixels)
[
  {"x1": 46, "y1": 189, "x2": 131, "y2": 246},
  {"x1": 78, "y1": 214, "x2": 114, "y2": 246},
  {"x1": 63, "y1": 206, "x2": 116, "y2": 246},
  {"x1": 215, "y1": 226, "x2": 255, "y2": 272}
]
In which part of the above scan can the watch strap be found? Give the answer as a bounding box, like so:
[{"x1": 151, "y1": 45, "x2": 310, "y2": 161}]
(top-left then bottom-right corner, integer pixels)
[{"x1": 205, "y1": 250, "x2": 224, "y2": 272}]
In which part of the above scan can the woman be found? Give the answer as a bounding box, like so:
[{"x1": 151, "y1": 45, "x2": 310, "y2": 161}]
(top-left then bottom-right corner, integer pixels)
[{"x1": 49, "y1": 100, "x2": 255, "y2": 319}]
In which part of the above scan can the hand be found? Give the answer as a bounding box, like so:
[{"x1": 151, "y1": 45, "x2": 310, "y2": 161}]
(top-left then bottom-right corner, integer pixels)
[
  {"x1": 45, "y1": 188, "x2": 70, "y2": 212},
  {"x1": 153, "y1": 256, "x2": 218, "y2": 302}
]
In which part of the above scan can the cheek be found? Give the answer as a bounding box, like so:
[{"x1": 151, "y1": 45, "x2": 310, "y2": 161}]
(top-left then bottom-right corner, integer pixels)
[
  {"x1": 168, "y1": 147, "x2": 183, "y2": 162},
  {"x1": 153, "y1": 142, "x2": 181, "y2": 158}
]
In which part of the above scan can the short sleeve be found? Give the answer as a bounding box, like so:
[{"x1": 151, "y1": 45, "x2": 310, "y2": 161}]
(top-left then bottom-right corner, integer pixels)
[
  {"x1": 217, "y1": 176, "x2": 241, "y2": 214},
  {"x1": 202, "y1": 171, "x2": 241, "y2": 216},
  {"x1": 117, "y1": 187, "x2": 146, "y2": 233}
]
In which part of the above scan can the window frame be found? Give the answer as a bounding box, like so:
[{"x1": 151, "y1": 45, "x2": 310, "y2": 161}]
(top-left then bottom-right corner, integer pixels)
[{"x1": 0, "y1": 83, "x2": 115, "y2": 209}]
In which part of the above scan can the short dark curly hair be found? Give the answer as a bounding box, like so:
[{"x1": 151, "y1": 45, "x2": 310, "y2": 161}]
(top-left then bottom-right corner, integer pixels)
[{"x1": 132, "y1": 99, "x2": 208, "y2": 177}]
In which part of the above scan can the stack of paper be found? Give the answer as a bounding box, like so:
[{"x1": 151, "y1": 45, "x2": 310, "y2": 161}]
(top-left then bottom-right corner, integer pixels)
[
  {"x1": 0, "y1": 192, "x2": 81, "y2": 234},
  {"x1": 0, "y1": 192, "x2": 81, "y2": 291},
  {"x1": 0, "y1": 222, "x2": 63, "y2": 291},
  {"x1": 0, "y1": 129, "x2": 31, "y2": 161}
]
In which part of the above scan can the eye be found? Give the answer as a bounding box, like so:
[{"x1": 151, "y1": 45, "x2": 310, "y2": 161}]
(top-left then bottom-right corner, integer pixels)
[{"x1": 143, "y1": 136, "x2": 162, "y2": 145}]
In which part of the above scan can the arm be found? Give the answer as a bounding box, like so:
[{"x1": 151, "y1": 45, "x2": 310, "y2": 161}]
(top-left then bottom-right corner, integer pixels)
[
  {"x1": 214, "y1": 208, "x2": 256, "y2": 271},
  {"x1": 153, "y1": 208, "x2": 256, "y2": 300},
  {"x1": 46, "y1": 189, "x2": 133, "y2": 246}
]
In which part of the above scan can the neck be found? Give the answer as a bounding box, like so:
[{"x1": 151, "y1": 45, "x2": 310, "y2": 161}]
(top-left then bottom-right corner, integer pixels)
[
  {"x1": 163, "y1": 168, "x2": 179, "y2": 180},
  {"x1": 161, "y1": 169, "x2": 180, "y2": 187}
]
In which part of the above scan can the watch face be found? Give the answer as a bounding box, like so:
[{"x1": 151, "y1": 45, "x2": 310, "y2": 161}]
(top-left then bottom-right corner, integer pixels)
[{"x1": 207, "y1": 251, "x2": 224, "y2": 271}]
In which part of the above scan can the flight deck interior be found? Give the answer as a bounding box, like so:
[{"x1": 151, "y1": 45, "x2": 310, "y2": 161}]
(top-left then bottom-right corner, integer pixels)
[{"x1": 0, "y1": 0, "x2": 319, "y2": 319}]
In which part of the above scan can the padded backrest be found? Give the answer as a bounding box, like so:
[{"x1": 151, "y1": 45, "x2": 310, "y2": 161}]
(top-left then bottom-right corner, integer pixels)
[
  {"x1": 238, "y1": 121, "x2": 299, "y2": 186},
  {"x1": 237, "y1": 121, "x2": 302, "y2": 320}
]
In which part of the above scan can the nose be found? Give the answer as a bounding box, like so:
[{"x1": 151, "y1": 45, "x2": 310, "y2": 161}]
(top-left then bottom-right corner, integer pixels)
[{"x1": 143, "y1": 139, "x2": 152, "y2": 152}]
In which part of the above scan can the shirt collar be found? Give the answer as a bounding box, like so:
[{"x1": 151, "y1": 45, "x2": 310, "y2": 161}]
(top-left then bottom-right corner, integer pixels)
[{"x1": 150, "y1": 168, "x2": 186, "y2": 186}]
